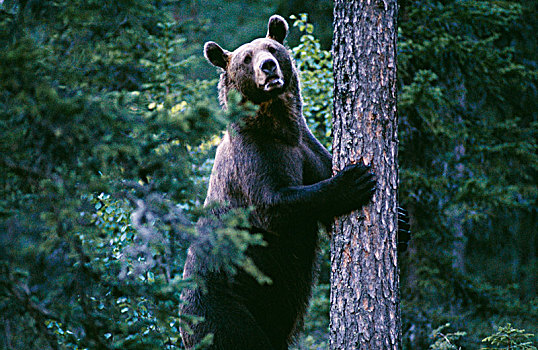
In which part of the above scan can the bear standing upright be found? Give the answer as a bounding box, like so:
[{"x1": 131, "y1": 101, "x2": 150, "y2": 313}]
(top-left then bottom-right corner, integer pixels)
[{"x1": 180, "y1": 15, "x2": 376, "y2": 350}]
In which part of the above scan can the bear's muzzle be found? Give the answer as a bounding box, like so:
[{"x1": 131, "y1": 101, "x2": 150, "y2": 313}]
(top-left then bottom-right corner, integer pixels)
[{"x1": 254, "y1": 52, "x2": 284, "y2": 92}]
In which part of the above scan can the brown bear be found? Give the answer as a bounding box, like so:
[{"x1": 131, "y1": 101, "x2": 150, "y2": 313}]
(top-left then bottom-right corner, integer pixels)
[{"x1": 180, "y1": 15, "x2": 376, "y2": 350}]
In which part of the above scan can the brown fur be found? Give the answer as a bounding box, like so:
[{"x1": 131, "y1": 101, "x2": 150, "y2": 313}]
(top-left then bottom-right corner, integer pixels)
[{"x1": 180, "y1": 15, "x2": 376, "y2": 350}]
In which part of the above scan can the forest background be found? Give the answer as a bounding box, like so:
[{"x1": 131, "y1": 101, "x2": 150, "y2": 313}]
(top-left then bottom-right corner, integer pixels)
[{"x1": 0, "y1": 0, "x2": 536, "y2": 349}]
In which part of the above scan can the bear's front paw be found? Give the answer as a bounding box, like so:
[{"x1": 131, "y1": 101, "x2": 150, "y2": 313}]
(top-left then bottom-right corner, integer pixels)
[{"x1": 334, "y1": 163, "x2": 376, "y2": 213}]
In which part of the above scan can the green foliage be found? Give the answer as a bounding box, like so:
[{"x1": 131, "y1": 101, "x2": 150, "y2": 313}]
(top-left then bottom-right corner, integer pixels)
[
  {"x1": 430, "y1": 324, "x2": 467, "y2": 350},
  {"x1": 290, "y1": 14, "x2": 333, "y2": 148},
  {"x1": 397, "y1": 1, "x2": 537, "y2": 347},
  {"x1": 428, "y1": 323, "x2": 537, "y2": 350},
  {"x1": 482, "y1": 323, "x2": 537, "y2": 350},
  {"x1": 0, "y1": 1, "x2": 266, "y2": 349},
  {"x1": 288, "y1": 2, "x2": 537, "y2": 348},
  {"x1": 1, "y1": 0, "x2": 536, "y2": 349}
]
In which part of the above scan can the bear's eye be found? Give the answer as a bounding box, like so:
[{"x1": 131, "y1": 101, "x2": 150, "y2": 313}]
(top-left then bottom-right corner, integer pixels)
[
  {"x1": 243, "y1": 55, "x2": 252, "y2": 64},
  {"x1": 268, "y1": 46, "x2": 277, "y2": 54}
]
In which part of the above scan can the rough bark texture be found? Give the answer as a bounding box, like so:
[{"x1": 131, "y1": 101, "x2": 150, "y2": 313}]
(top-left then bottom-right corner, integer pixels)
[{"x1": 330, "y1": 1, "x2": 400, "y2": 349}]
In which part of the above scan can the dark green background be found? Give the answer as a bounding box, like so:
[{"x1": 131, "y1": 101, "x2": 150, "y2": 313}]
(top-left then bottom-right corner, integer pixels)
[{"x1": 0, "y1": 0, "x2": 536, "y2": 349}]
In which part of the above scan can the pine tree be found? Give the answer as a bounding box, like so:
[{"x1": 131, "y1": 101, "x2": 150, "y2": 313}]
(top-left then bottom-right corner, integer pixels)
[{"x1": 330, "y1": 1, "x2": 400, "y2": 349}]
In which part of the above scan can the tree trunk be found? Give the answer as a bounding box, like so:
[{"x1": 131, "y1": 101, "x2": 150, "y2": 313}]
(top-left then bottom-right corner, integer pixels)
[{"x1": 330, "y1": 1, "x2": 400, "y2": 349}]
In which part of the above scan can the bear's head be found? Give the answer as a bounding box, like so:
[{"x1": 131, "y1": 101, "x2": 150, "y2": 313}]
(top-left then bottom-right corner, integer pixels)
[{"x1": 204, "y1": 15, "x2": 298, "y2": 107}]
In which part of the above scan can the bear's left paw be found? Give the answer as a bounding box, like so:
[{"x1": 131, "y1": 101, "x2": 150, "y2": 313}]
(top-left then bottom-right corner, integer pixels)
[{"x1": 332, "y1": 163, "x2": 376, "y2": 214}]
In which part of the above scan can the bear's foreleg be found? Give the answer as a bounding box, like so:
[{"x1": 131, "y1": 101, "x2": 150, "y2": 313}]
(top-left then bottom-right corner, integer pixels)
[{"x1": 257, "y1": 163, "x2": 376, "y2": 232}]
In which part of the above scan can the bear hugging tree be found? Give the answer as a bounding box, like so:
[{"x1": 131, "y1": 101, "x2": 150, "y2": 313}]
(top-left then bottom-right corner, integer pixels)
[{"x1": 180, "y1": 15, "x2": 377, "y2": 350}]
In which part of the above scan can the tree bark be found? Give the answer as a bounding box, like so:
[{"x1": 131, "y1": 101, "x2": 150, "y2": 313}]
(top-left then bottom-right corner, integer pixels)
[{"x1": 330, "y1": 1, "x2": 400, "y2": 349}]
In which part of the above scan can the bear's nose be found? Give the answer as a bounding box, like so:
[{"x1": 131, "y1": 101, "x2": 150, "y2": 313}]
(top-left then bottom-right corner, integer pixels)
[{"x1": 260, "y1": 59, "x2": 278, "y2": 75}]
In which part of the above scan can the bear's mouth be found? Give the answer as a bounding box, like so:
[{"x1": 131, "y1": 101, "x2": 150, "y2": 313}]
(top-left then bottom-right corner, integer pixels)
[{"x1": 263, "y1": 77, "x2": 284, "y2": 91}]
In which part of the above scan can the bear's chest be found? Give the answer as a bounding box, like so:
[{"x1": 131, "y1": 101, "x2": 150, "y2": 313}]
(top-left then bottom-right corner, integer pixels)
[
  {"x1": 243, "y1": 141, "x2": 304, "y2": 182},
  {"x1": 206, "y1": 135, "x2": 306, "y2": 205}
]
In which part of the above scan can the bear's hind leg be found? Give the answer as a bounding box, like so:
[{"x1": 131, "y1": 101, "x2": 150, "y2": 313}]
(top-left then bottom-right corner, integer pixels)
[{"x1": 181, "y1": 289, "x2": 276, "y2": 350}]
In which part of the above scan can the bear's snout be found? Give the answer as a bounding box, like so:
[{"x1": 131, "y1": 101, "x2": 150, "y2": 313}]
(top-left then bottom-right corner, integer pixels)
[
  {"x1": 260, "y1": 58, "x2": 278, "y2": 75},
  {"x1": 254, "y1": 52, "x2": 284, "y2": 92}
]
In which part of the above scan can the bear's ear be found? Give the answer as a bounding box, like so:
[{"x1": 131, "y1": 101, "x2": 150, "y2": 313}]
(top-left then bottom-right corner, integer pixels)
[
  {"x1": 266, "y1": 15, "x2": 288, "y2": 44},
  {"x1": 204, "y1": 41, "x2": 230, "y2": 69}
]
